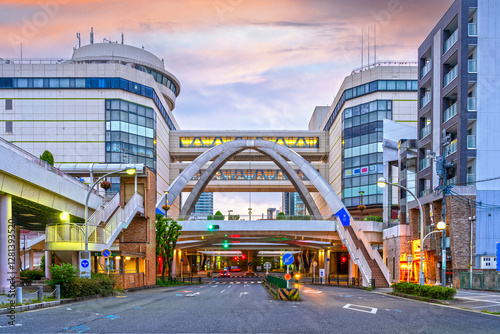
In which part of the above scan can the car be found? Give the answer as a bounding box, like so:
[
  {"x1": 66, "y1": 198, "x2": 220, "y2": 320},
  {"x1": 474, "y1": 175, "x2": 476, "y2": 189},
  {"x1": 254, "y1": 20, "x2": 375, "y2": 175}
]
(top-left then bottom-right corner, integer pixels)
[
  {"x1": 220, "y1": 270, "x2": 231, "y2": 277},
  {"x1": 230, "y1": 266, "x2": 241, "y2": 272}
]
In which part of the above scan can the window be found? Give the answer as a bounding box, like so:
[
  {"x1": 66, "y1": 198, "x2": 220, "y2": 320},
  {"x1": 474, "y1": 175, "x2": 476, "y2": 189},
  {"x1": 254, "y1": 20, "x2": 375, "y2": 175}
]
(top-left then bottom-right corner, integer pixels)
[
  {"x1": 5, "y1": 121, "x2": 13, "y2": 134},
  {"x1": 5, "y1": 99, "x2": 12, "y2": 110}
]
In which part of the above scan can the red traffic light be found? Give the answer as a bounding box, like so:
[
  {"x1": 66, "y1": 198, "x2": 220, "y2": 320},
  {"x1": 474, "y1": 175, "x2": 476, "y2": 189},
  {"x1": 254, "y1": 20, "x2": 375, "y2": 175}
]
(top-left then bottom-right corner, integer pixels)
[
  {"x1": 233, "y1": 256, "x2": 238, "y2": 261},
  {"x1": 341, "y1": 256, "x2": 347, "y2": 263},
  {"x1": 241, "y1": 254, "x2": 246, "y2": 260}
]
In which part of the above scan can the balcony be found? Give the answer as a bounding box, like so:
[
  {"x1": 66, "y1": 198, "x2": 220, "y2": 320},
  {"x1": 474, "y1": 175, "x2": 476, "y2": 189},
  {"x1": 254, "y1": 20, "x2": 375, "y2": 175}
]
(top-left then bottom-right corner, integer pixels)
[
  {"x1": 467, "y1": 174, "x2": 476, "y2": 185},
  {"x1": 443, "y1": 102, "x2": 458, "y2": 123},
  {"x1": 468, "y1": 97, "x2": 477, "y2": 111},
  {"x1": 420, "y1": 188, "x2": 432, "y2": 197},
  {"x1": 421, "y1": 92, "x2": 432, "y2": 108},
  {"x1": 444, "y1": 29, "x2": 458, "y2": 54},
  {"x1": 467, "y1": 135, "x2": 476, "y2": 149},
  {"x1": 447, "y1": 176, "x2": 457, "y2": 186},
  {"x1": 445, "y1": 139, "x2": 458, "y2": 156},
  {"x1": 444, "y1": 65, "x2": 458, "y2": 87},
  {"x1": 420, "y1": 123, "x2": 432, "y2": 139},
  {"x1": 421, "y1": 60, "x2": 432, "y2": 78},
  {"x1": 468, "y1": 23, "x2": 477, "y2": 37},
  {"x1": 420, "y1": 157, "x2": 431, "y2": 171},
  {"x1": 468, "y1": 59, "x2": 477, "y2": 73}
]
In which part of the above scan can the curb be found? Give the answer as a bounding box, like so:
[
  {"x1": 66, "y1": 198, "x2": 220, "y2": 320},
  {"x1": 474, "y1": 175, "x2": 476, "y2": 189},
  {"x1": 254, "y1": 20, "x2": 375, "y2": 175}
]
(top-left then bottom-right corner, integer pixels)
[{"x1": 0, "y1": 300, "x2": 61, "y2": 314}]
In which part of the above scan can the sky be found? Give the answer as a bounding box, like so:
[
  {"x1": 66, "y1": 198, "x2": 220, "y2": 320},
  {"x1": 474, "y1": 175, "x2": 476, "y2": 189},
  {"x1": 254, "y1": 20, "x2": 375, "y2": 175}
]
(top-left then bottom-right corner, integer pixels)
[{"x1": 0, "y1": 0, "x2": 454, "y2": 217}]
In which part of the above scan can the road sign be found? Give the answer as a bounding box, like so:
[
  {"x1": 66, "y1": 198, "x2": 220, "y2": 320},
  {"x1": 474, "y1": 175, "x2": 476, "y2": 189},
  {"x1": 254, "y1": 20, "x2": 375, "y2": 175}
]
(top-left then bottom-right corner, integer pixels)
[
  {"x1": 79, "y1": 251, "x2": 91, "y2": 278},
  {"x1": 81, "y1": 260, "x2": 89, "y2": 268},
  {"x1": 282, "y1": 253, "x2": 294, "y2": 266},
  {"x1": 284, "y1": 273, "x2": 292, "y2": 280},
  {"x1": 312, "y1": 261, "x2": 318, "y2": 267},
  {"x1": 248, "y1": 262, "x2": 252, "y2": 267},
  {"x1": 335, "y1": 208, "x2": 350, "y2": 226},
  {"x1": 263, "y1": 262, "x2": 271, "y2": 269},
  {"x1": 319, "y1": 269, "x2": 325, "y2": 278},
  {"x1": 102, "y1": 249, "x2": 111, "y2": 258}
]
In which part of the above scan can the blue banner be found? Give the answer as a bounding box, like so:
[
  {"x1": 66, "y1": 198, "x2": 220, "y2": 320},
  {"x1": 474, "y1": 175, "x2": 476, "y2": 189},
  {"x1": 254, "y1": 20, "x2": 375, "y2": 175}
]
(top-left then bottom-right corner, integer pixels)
[{"x1": 335, "y1": 208, "x2": 350, "y2": 226}]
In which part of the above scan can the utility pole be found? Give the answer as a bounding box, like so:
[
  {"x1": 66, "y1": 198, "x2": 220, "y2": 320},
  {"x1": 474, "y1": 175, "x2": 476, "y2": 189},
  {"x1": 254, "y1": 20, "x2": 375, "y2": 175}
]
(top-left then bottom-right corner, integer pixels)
[{"x1": 436, "y1": 132, "x2": 454, "y2": 287}]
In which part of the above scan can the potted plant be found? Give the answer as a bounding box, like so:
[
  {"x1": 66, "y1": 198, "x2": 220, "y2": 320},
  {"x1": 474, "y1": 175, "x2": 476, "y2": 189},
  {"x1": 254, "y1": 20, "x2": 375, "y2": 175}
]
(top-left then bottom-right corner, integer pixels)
[{"x1": 100, "y1": 180, "x2": 112, "y2": 190}]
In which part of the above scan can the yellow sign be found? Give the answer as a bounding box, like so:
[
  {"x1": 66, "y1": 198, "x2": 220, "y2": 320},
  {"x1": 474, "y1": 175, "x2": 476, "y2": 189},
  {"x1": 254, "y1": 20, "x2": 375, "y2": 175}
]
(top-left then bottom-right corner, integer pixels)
[{"x1": 412, "y1": 240, "x2": 421, "y2": 260}]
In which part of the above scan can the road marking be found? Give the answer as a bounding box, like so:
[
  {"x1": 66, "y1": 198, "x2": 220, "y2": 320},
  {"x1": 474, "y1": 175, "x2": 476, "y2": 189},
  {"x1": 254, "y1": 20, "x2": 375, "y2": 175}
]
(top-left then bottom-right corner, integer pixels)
[
  {"x1": 244, "y1": 281, "x2": 248, "y2": 284},
  {"x1": 385, "y1": 309, "x2": 391, "y2": 311},
  {"x1": 470, "y1": 304, "x2": 500, "y2": 309},
  {"x1": 258, "y1": 282, "x2": 262, "y2": 284},
  {"x1": 103, "y1": 315, "x2": 120, "y2": 320},
  {"x1": 244, "y1": 285, "x2": 250, "y2": 287},
  {"x1": 303, "y1": 289, "x2": 323, "y2": 294},
  {"x1": 394, "y1": 309, "x2": 402, "y2": 312},
  {"x1": 239, "y1": 292, "x2": 248, "y2": 297},
  {"x1": 116, "y1": 296, "x2": 127, "y2": 298},
  {"x1": 251, "y1": 282, "x2": 255, "y2": 284},
  {"x1": 343, "y1": 304, "x2": 377, "y2": 314},
  {"x1": 182, "y1": 290, "x2": 193, "y2": 293},
  {"x1": 175, "y1": 294, "x2": 182, "y2": 296},
  {"x1": 221, "y1": 289, "x2": 226, "y2": 293},
  {"x1": 134, "y1": 306, "x2": 146, "y2": 309},
  {"x1": 65, "y1": 325, "x2": 90, "y2": 333},
  {"x1": 186, "y1": 292, "x2": 200, "y2": 297},
  {"x1": 67, "y1": 308, "x2": 72, "y2": 310},
  {"x1": 345, "y1": 295, "x2": 352, "y2": 297},
  {"x1": 236, "y1": 282, "x2": 241, "y2": 284},
  {"x1": 0, "y1": 324, "x2": 22, "y2": 328}
]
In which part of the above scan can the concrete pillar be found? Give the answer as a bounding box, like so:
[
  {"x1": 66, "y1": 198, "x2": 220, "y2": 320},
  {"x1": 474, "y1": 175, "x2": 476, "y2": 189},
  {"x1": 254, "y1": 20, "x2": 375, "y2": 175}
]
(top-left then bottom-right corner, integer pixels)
[
  {"x1": 45, "y1": 250, "x2": 52, "y2": 279},
  {"x1": 71, "y1": 251, "x2": 79, "y2": 266},
  {"x1": 172, "y1": 250, "x2": 178, "y2": 277},
  {"x1": 0, "y1": 194, "x2": 13, "y2": 293},
  {"x1": 349, "y1": 258, "x2": 356, "y2": 280},
  {"x1": 29, "y1": 249, "x2": 34, "y2": 269},
  {"x1": 325, "y1": 250, "x2": 331, "y2": 280}
]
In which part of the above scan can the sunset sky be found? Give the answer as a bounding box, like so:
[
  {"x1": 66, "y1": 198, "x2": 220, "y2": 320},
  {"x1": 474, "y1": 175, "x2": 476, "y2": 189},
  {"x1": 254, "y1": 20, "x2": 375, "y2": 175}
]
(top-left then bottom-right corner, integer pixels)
[{"x1": 0, "y1": 0, "x2": 454, "y2": 216}]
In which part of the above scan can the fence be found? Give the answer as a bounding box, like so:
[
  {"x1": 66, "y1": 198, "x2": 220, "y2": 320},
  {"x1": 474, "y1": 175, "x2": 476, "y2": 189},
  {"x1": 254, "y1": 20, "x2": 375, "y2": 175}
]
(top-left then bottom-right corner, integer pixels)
[
  {"x1": 460, "y1": 271, "x2": 500, "y2": 291},
  {"x1": 266, "y1": 275, "x2": 288, "y2": 289}
]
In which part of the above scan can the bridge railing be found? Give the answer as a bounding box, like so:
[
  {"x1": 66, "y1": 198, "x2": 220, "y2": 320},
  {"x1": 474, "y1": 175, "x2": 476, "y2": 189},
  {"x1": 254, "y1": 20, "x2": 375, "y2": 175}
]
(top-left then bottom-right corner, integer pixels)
[{"x1": 168, "y1": 214, "x2": 325, "y2": 221}]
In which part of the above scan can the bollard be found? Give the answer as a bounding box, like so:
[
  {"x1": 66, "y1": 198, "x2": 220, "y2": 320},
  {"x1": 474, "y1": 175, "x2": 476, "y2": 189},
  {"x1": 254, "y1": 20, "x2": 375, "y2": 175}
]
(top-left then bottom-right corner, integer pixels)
[
  {"x1": 198, "y1": 277, "x2": 201, "y2": 284},
  {"x1": 16, "y1": 287, "x2": 22, "y2": 305},
  {"x1": 37, "y1": 286, "x2": 43, "y2": 302},
  {"x1": 370, "y1": 278, "x2": 376, "y2": 290},
  {"x1": 55, "y1": 285, "x2": 60, "y2": 300}
]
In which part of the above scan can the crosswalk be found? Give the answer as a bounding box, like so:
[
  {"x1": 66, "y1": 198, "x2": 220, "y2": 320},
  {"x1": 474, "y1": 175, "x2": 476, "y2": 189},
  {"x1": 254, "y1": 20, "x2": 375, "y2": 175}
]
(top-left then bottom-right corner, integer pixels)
[{"x1": 213, "y1": 281, "x2": 262, "y2": 284}]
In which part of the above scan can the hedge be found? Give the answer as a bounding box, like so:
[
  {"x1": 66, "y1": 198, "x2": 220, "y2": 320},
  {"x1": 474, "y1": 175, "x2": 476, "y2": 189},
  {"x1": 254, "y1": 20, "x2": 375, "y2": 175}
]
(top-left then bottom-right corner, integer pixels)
[
  {"x1": 21, "y1": 268, "x2": 44, "y2": 280},
  {"x1": 392, "y1": 282, "x2": 456, "y2": 300}
]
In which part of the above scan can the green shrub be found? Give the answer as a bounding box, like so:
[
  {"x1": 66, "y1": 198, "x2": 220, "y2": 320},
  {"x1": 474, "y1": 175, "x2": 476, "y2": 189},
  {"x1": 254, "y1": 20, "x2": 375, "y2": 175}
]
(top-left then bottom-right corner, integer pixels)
[
  {"x1": 391, "y1": 282, "x2": 456, "y2": 300},
  {"x1": 21, "y1": 269, "x2": 44, "y2": 280},
  {"x1": 277, "y1": 212, "x2": 286, "y2": 220},
  {"x1": 364, "y1": 215, "x2": 383, "y2": 222},
  {"x1": 40, "y1": 150, "x2": 55, "y2": 166},
  {"x1": 47, "y1": 264, "x2": 114, "y2": 298},
  {"x1": 207, "y1": 215, "x2": 213, "y2": 220},
  {"x1": 214, "y1": 211, "x2": 224, "y2": 220}
]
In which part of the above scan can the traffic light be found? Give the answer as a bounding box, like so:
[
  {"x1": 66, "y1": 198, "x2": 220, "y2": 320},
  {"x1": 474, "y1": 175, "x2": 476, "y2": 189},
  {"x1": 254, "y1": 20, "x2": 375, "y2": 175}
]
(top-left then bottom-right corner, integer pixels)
[
  {"x1": 241, "y1": 254, "x2": 246, "y2": 260},
  {"x1": 233, "y1": 256, "x2": 238, "y2": 261},
  {"x1": 223, "y1": 241, "x2": 229, "y2": 249},
  {"x1": 208, "y1": 224, "x2": 219, "y2": 231},
  {"x1": 341, "y1": 256, "x2": 347, "y2": 263}
]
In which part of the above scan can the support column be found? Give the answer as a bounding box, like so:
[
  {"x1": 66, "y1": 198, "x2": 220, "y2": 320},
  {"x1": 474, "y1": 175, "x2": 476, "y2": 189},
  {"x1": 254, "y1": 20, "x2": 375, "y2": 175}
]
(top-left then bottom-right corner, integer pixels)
[
  {"x1": 172, "y1": 250, "x2": 179, "y2": 277},
  {"x1": 349, "y1": 258, "x2": 356, "y2": 281},
  {"x1": 30, "y1": 249, "x2": 34, "y2": 269},
  {"x1": 15, "y1": 226, "x2": 21, "y2": 275},
  {"x1": 325, "y1": 250, "x2": 331, "y2": 282},
  {"x1": 45, "y1": 250, "x2": 52, "y2": 279},
  {"x1": 0, "y1": 194, "x2": 13, "y2": 293}
]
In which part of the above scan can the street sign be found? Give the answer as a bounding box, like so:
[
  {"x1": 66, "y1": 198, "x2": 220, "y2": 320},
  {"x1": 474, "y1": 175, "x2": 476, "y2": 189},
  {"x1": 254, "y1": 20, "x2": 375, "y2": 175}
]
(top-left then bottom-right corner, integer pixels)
[
  {"x1": 79, "y1": 251, "x2": 91, "y2": 278},
  {"x1": 284, "y1": 273, "x2": 292, "y2": 280},
  {"x1": 102, "y1": 249, "x2": 111, "y2": 258},
  {"x1": 319, "y1": 269, "x2": 325, "y2": 278},
  {"x1": 335, "y1": 208, "x2": 350, "y2": 226},
  {"x1": 81, "y1": 260, "x2": 89, "y2": 268},
  {"x1": 312, "y1": 261, "x2": 318, "y2": 267},
  {"x1": 263, "y1": 262, "x2": 271, "y2": 269},
  {"x1": 248, "y1": 262, "x2": 252, "y2": 267},
  {"x1": 282, "y1": 253, "x2": 294, "y2": 266}
]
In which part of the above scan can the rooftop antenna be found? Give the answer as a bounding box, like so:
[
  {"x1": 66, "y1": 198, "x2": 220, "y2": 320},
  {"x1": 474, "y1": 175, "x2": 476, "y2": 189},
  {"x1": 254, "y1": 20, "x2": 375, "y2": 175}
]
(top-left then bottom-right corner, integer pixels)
[
  {"x1": 368, "y1": 26, "x2": 370, "y2": 67},
  {"x1": 76, "y1": 32, "x2": 81, "y2": 48},
  {"x1": 90, "y1": 27, "x2": 94, "y2": 44},
  {"x1": 374, "y1": 24, "x2": 377, "y2": 65},
  {"x1": 121, "y1": 32, "x2": 124, "y2": 44},
  {"x1": 361, "y1": 29, "x2": 363, "y2": 69}
]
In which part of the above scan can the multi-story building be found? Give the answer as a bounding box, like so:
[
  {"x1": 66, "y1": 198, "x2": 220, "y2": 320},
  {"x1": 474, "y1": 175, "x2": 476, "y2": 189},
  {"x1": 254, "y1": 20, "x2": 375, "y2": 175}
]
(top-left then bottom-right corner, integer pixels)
[
  {"x1": 282, "y1": 192, "x2": 306, "y2": 216},
  {"x1": 411, "y1": 0, "x2": 500, "y2": 284},
  {"x1": 314, "y1": 64, "x2": 418, "y2": 220},
  {"x1": 192, "y1": 192, "x2": 214, "y2": 219},
  {"x1": 0, "y1": 42, "x2": 182, "y2": 213}
]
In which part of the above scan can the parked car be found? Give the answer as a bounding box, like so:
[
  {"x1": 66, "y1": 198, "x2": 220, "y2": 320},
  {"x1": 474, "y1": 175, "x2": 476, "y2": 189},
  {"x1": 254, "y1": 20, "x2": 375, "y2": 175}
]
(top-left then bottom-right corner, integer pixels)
[
  {"x1": 220, "y1": 270, "x2": 231, "y2": 277},
  {"x1": 230, "y1": 266, "x2": 241, "y2": 272}
]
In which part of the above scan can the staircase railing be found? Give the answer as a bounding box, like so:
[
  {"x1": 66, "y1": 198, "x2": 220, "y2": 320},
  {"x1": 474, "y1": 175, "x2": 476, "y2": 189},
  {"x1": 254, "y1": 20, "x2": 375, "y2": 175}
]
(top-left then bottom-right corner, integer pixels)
[
  {"x1": 350, "y1": 220, "x2": 390, "y2": 285},
  {"x1": 334, "y1": 219, "x2": 372, "y2": 287}
]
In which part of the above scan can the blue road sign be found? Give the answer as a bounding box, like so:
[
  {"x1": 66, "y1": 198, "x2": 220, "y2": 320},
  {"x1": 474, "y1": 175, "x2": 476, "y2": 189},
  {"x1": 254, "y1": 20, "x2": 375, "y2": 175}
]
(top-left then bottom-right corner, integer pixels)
[
  {"x1": 282, "y1": 253, "x2": 294, "y2": 266},
  {"x1": 248, "y1": 262, "x2": 252, "y2": 267},
  {"x1": 81, "y1": 260, "x2": 89, "y2": 268},
  {"x1": 335, "y1": 208, "x2": 350, "y2": 226},
  {"x1": 102, "y1": 249, "x2": 111, "y2": 258}
]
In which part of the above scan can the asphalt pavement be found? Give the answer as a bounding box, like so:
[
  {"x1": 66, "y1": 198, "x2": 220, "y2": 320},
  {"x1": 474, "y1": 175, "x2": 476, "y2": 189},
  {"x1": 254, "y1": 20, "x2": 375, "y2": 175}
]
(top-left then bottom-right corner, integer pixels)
[{"x1": 1, "y1": 277, "x2": 499, "y2": 333}]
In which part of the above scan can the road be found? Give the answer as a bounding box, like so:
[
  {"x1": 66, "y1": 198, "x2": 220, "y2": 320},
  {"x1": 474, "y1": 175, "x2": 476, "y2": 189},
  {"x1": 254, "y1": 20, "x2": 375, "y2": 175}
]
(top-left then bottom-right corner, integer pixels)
[{"x1": 1, "y1": 277, "x2": 499, "y2": 333}]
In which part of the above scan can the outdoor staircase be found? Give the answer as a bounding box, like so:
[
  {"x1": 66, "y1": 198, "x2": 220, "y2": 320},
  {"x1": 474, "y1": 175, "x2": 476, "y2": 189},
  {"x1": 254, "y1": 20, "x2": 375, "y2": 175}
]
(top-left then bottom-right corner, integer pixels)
[{"x1": 345, "y1": 226, "x2": 390, "y2": 288}]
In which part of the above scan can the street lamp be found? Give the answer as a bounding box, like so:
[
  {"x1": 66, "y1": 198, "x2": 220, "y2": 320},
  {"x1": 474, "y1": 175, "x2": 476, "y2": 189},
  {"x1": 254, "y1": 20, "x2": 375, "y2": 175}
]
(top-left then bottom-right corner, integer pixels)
[
  {"x1": 358, "y1": 191, "x2": 366, "y2": 220},
  {"x1": 228, "y1": 210, "x2": 233, "y2": 221},
  {"x1": 162, "y1": 191, "x2": 170, "y2": 216},
  {"x1": 377, "y1": 177, "x2": 426, "y2": 285},
  {"x1": 84, "y1": 165, "x2": 136, "y2": 254}
]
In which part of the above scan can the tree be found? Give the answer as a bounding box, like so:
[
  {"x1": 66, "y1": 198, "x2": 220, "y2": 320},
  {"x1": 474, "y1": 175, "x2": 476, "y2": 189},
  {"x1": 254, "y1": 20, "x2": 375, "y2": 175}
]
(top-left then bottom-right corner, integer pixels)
[
  {"x1": 277, "y1": 212, "x2": 286, "y2": 220},
  {"x1": 156, "y1": 213, "x2": 182, "y2": 280},
  {"x1": 40, "y1": 150, "x2": 54, "y2": 166},
  {"x1": 214, "y1": 210, "x2": 224, "y2": 220}
]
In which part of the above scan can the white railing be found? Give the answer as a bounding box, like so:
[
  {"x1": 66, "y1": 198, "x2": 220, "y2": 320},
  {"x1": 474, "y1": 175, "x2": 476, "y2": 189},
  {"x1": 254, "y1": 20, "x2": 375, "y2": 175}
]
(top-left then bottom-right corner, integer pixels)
[
  {"x1": 421, "y1": 123, "x2": 432, "y2": 139},
  {"x1": 447, "y1": 176, "x2": 457, "y2": 186},
  {"x1": 420, "y1": 188, "x2": 432, "y2": 197},
  {"x1": 87, "y1": 192, "x2": 120, "y2": 227},
  {"x1": 467, "y1": 135, "x2": 476, "y2": 149},
  {"x1": 468, "y1": 59, "x2": 477, "y2": 73},
  {"x1": 467, "y1": 174, "x2": 476, "y2": 185},
  {"x1": 443, "y1": 102, "x2": 458, "y2": 123},
  {"x1": 468, "y1": 97, "x2": 477, "y2": 111},
  {"x1": 350, "y1": 220, "x2": 390, "y2": 285},
  {"x1": 350, "y1": 60, "x2": 417, "y2": 74},
  {"x1": 445, "y1": 139, "x2": 458, "y2": 156},
  {"x1": 444, "y1": 29, "x2": 458, "y2": 54},
  {"x1": 421, "y1": 60, "x2": 432, "y2": 78},
  {"x1": 444, "y1": 65, "x2": 458, "y2": 87},
  {"x1": 46, "y1": 224, "x2": 85, "y2": 244},
  {"x1": 334, "y1": 219, "x2": 372, "y2": 287},
  {"x1": 421, "y1": 92, "x2": 432, "y2": 108},
  {"x1": 468, "y1": 23, "x2": 477, "y2": 37},
  {"x1": 420, "y1": 157, "x2": 431, "y2": 171},
  {"x1": 0, "y1": 58, "x2": 69, "y2": 65}
]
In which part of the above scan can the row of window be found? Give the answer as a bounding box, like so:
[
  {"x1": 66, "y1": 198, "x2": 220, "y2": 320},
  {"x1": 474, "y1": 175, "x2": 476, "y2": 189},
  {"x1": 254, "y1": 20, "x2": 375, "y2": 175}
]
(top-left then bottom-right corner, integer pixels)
[
  {"x1": 344, "y1": 132, "x2": 384, "y2": 149},
  {"x1": 344, "y1": 100, "x2": 392, "y2": 119},
  {"x1": 106, "y1": 121, "x2": 155, "y2": 138},
  {"x1": 106, "y1": 100, "x2": 156, "y2": 120},
  {"x1": 179, "y1": 137, "x2": 319, "y2": 148},
  {"x1": 189, "y1": 169, "x2": 309, "y2": 181},
  {"x1": 344, "y1": 163, "x2": 384, "y2": 178},
  {"x1": 323, "y1": 80, "x2": 417, "y2": 131},
  {"x1": 343, "y1": 195, "x2": 383, "y2": 207},
  {"x1": 344, "y1": 111, "x2": 392, "y2": 130},
  {"x1": 344, "y1": 152, "x2": 383, "y2": 169},
  {"x1": 343, "y1": 121, "x2": 384, "y2": 139},
  {"x1": 105, "y1": 152, "x2": 155, "y2": 170},
  {"x1": 145, "y1": 68, "x2": 178, "y2": 96},
  {"x1": 343, "y1": 185, "x2": 384, "y2": 198},
  {"x1": 0, "y1": 77, "x2": 176, "y2": 130},
  {"x1": 344, "y1": 143, "x2": 383, "y2": 159}
]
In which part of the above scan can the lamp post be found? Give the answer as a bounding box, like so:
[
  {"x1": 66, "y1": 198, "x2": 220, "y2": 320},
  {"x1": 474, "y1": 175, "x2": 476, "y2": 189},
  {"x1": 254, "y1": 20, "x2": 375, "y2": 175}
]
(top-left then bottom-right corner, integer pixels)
[
  {"x1": 377, "y1": 177, "x2": 426, "y2": 285},
  {"x1": 228, "y1": 210, "x2": 233, "y2": 221},
  {"x1": 83, "y1": 165, "x2": 136, "y2": 277},
  {"x1": 358, "y1": 191, "x2": 366, "y2": 220},
  {"x1": 163, "y1": 191, "x2": 170, "y2": 216}
]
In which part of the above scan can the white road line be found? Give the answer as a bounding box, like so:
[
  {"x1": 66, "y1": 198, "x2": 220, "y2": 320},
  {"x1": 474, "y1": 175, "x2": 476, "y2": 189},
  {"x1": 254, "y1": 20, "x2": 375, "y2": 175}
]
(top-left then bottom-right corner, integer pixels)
[
  {"x1": 220, "y1": 289, "x2": 226, "y2": 293},
  {"x1": 239, "y1": 292, "x2": 249, "y2": 297},
  {"x1": 470, "y1": 304, "x2": 500, "y2": 309},
  {"x1": 251, "y1": 282, "x2": 255, "y2": 284},
  {"x1": 343, "y1": 304, "x2": 377, "y2": 314},
  {"x1": 459, "y1": 297, "x2": 500, "y2": 304},
  {"x1": 236, "y1": 282, "x2": 241, "y2": 284},
  {"x1": 244, "y1": 285, "x2": 250, "y2": 287}
]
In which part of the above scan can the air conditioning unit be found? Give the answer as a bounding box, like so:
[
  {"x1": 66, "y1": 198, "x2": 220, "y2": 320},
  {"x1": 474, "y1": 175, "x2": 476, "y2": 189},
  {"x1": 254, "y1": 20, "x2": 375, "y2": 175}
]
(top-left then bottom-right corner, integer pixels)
[{"x1": 479, "y1": 256, "x2": 497, "y2": 269}]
